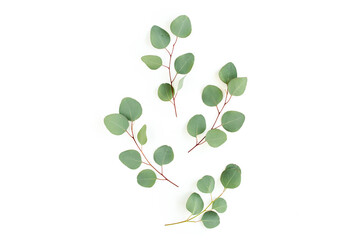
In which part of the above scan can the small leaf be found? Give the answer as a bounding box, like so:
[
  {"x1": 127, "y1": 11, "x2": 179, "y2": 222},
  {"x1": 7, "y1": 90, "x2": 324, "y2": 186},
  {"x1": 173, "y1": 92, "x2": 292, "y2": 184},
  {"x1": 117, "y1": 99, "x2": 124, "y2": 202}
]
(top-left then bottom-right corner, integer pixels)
[
  {"x1": 153, "y1": 145, "x2": 174, "y2": 166},
  {"x1": 137, "y1": 124, "x2": 147, "y2": 145},
  {"x1": 197, "y1": 175, "x2": 215, "y2": 193},
  {"x1": 137, "y1": 169, "x2": 157, "y2": 188},
  {"x1": 221, "y1": 111, "x2": 245, "y2": 132},
  {"x1": 158, "y1": 83, "x2": 174, "y2": 101},
  {"x1": 177, "y1": 76, "x2": 186, "y2": 92},
  {"x1": 212, "y1": 198, "x2": 227, "y2": 213},
  {"x1": 202, "y1": 85, "x2": 223, "y2": 107},
  {"x1": 119, "y1": 150, "x2": 142, "y2": 170},
  {"x1": 205, "y1": 129, "x2": 227, "y2": 147},
  {"x1": 228, "y1": 77, "x2": 247, "y2": 96},
  {"x1": 187, "y1": 114, "x2": 206, "y2": 137},
  {"x1": 170, "y1": 15, "x2": 192, "y2": 38},
  {"x1": 104, "y1": 114, "x2": 129, "y2": 135},
  {"x1": 220, "y1": 164, "x2": 241, "y2": 189},
  {"x1": 219, "y1": 62, "x2": 237, "y2": 84},
  {"x1": 201, "y1": 211, "x2": 220, "y2": 229},
  {"x1": 174, "y1": 53, "x2": 194, "y2": 74},
  {"x1": 119, "y1": 97, "x2": 142, "y2": 121},
  {"x1": 150, "y1": 25, "x2": 170, "y2": 49},
  {"x1": 186, "y1": 193, "x2": 204, "y2": 215},
  {"x1": 141, "y1": 55, "x2": 162, "y2": 70}
]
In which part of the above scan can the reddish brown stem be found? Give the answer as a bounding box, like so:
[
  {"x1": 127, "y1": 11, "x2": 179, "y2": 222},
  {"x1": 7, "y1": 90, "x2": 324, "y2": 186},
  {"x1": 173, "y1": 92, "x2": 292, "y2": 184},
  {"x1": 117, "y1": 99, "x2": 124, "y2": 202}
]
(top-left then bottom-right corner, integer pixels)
[{"x1": 166, "y1": 37, "x2": 179, "y2": 117}]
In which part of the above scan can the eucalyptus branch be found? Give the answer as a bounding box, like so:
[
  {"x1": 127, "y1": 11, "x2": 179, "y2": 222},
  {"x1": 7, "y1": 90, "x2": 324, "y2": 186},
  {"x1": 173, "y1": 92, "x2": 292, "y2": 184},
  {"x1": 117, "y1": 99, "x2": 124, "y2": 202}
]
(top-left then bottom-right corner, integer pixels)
[
  {"x1": 187, "y1": 62, "x2": 248, "y2": 152},
  {"x1": 165, "y1": 164, "x2": 241, "y2": 229},
  {"x1": 141, "y1": 15, "x2": 194, "y2": 117},
  {"x1": 104, "y1": 97, "x2": 178, "y2": 188}
]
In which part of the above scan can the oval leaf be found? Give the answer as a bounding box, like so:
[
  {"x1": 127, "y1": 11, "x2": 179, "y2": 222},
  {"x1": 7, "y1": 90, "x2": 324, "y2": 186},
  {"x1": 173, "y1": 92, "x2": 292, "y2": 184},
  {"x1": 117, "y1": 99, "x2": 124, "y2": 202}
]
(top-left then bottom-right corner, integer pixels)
[
  {"x1": 220, "y1": 164, "x2": 241, "y2": 189},
  {"x1": 219, "y1": 62, "x2": 237, "y2": 84},
  {"x1": 158, "y1": 83, "x2": 174, "y2": 101},
  {"x1": 137, "y1": 169, "x2": 156, "y2": 188},
  {"x1": 228, "y1": 77, "x2": 247, "y2": 96},
  {"x1": 170, "y1": 15, "x2": 192, "y2": 38},
  {"x1": 104, "y1": 114, "x2": 129, "y2": 135},
  {"x1": 202, "y1": 85, "x2": 223, "y2": 107},
  {"x1": 212, "y1": 198, "x2": 227, "y2": 213},
  {"x1": 150, "y1": 25, "x2": 170, "y2": 49},
  {"x1": 174, "y1": 53, "x2": 194, "y2": 74},
  {"x1": 201, "y1": 211, "x2": 220, "y2": 229},
  {"x1": 186, "y1": 192, "x2": 204, "y2": 215},
  {"x1": 141, "y1": 55, "x2": 162, "y2": 70},
  {"x1": 187, "y1": 114, "x2": 206, "y2": 137},
  {"x1": 137, "y1": 124, "x2": 147, "y2": 145},
  {"x1": 206, "y1": 129, "x2": 227, "y2": 147},
  {"x1": 119, "y1": 97, "x2": 142, "y2": 121},
  {"x1": 197, "y1": 175, "x2": 215, "y2": 193},
  {"x1": 119, "y1": 150, "x2": 142, "y2": 170},
  {"x1": 177, "y1": 76, "x2": 185, "y2": 92},
  {"x1": 153, "y1": 145, "x2": 174, "y2": 166},
  {"x1": 221, "y1": 111, "x2": 245, "y2": 132}
]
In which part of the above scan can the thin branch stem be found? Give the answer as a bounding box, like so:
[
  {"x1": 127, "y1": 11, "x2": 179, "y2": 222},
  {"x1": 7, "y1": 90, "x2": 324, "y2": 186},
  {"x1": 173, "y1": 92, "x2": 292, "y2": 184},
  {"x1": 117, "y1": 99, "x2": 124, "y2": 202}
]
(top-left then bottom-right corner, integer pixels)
[{"x1": 165, "y1": 36, "x2": 179, "y2": 117}]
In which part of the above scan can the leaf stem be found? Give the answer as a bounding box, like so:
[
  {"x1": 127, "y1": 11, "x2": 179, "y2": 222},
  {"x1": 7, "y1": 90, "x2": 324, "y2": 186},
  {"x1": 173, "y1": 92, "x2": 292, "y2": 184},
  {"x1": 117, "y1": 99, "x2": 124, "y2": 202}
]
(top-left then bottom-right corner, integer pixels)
[
  {"x1": 165, "y1": 36, "x2": 179, "y2": 117},
  {"x1": 165, "y1": 188, "x2": 226, "y2": 226}
]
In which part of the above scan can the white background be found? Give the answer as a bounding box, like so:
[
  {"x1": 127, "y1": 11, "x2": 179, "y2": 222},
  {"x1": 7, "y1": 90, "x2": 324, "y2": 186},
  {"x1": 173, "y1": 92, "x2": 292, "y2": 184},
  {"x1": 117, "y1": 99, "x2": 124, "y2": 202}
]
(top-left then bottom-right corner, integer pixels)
[{"x1": 1, "y1": 0, "x2": 359, "y2": 239}]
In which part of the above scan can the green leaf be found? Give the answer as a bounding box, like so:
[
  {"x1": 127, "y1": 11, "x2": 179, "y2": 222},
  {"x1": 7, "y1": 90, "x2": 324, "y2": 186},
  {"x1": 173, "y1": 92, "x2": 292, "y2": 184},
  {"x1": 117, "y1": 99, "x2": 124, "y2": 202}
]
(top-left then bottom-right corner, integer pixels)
[
  {"x1": 212, "y1": 198, "x2": 227, "y2": 213},
  {"x1": 187, "y1": 114, "x2": 206, "y2": 137},
  {"x1": 137, "y1": 169, "x2": 157, "y2": 188},
  {"x1": 201, "y1": 211, "x2": 220, "y2": 229},
  {"x1": 170, "y1": 15, "x2": 192, "y2": 38},
  {"x1": 174, "y1": 53, "x2": 194, "y2": 74},
  {"x1": 177, "y1": 76, "x2": 185, "y2": 92},
  {"x1": 119, "y1": 97, "x2": 142, "y2": 121},
  {"x1": 104, "y1": 114, "x2": 129, "y2": 135},
  {"x1": 219, "y1": 62, "x2": 237, "y2": 84},
  {"x1": 141, "y1": 55, "x2": 162, "y2": 70},
  {"x1": 221, "y1": 111, "x2": 245, "y2": 132},
  {"x1": 205, "y1": 129, "x2": 227, "y2": 147},
  {"x1": 220, "y1": 164, "x2": 241, "y2": 189},
  {"x1": 137, "y1": 124, "x2": 147, "y2": 145},
  {"x1": 197, "y1": 175, "x2": 215, "y2": 193},
  {"x1": 153, "y1": 145, "x2": 174, "y2": 166},
  {"x1": 119, "y1": 150, "x2": 142, "y2": 170},
  {"x1": 202, "y1": 85, "x2": 223, "y2": 107},
  {"x1": 228, "y1": 77, "x2": 247, "y2": 96},
  {"x1": 158, "y1": 83, "x2": 174, "y2": 101},
  {"x1": 186, "y1": 193, "x2": 204, "y2": 215},
  {"x1": 150, "y1": 25, "x2": 170, "y2": 49}
]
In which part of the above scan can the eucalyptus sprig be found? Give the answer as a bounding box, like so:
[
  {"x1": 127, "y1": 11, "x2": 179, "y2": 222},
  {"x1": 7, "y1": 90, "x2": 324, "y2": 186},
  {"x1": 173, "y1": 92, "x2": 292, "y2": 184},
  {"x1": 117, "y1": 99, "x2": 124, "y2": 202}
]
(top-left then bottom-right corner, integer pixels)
[
  {"x1": 104, "y1": 97, "x2": 178, "y2": 188},
  {"x1": 187, "y1": 62, "x2": 247, "y2": 152},
  {"x1": 165, "y1": 164, "x2": 241, "y2": 228},
  {"x1": 141, "y1": 15, "x2": 194, "y2": 117}
]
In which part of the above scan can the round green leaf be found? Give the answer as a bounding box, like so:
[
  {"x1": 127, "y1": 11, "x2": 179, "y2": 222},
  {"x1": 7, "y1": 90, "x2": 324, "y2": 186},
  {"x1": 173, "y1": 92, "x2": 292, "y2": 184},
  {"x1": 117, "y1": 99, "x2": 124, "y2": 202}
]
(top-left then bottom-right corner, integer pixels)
[
  {"x1": 202, "y1": 85, "x2": 223, "y2": 107},
  {"x1": 141, "y1": 55, "x2": 162, "y2": 70},
  {"x1": 220, "y1": 164, "x2": 241, "y2": 189},
  {"x1": 174, "y1": 53, "x2": 194, "y2": 74},
  {"x1": 177, "y1": 76, "x2": 185, "y2": 92},
  {"x1": 170, "y1": 15, "x2": 192, "y2": 38},
  {"x1": 186, "y1": 192, "x2": 204, "y2": 215},
  {"x1": 104, "y1": 113, "x2": 129, "y2": 135},
  {"x1": 137, "y1": 124, "x2": 147, "y2": 145},
  {"x1": 201, "y1": 211, "x2": 220, "y2": 229},
  {"x1": 197, "y1": 175, "x2": 215, "y2": 193},
  {"x1": 158, "y1": 83, "x2": 174, "y2": 101},
  {"x1": 150, "y1": 25, "x2": 170, "y2": 49},
  {"x1": 221, "y1": 111, "x2": 245, "y2": 132},
  {"x1": 137, "y1": 169, "x2": 157, "y2": 188},
  {"x1": 205, "y1": 129, "x2": 227, "y2": 147},
  {"x1": 228, "y1": 77, "x2": 247, "y2": 96},
  {"x1": 219, "y1": 62, "x2": 237, "y2": 84},
  {"x1": 119, "y1": 150, "x2": 142, "y2": 170},
  {"x1": 212, "y1": 198, "x2": 227, "y2": 213},
  {"x1": 119, "y1": 97, "x2": 142, "y2": 121},
  {"x1": 153, "y1": 145, "x2": 174, "y2": 166},
  {"x1": 187, "y1": 114, "x2": 206, "y2": 137}
]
